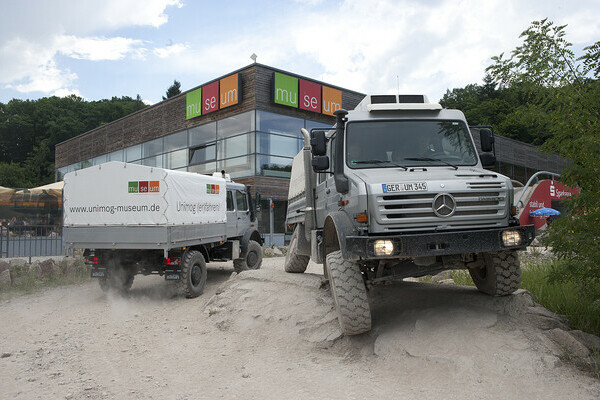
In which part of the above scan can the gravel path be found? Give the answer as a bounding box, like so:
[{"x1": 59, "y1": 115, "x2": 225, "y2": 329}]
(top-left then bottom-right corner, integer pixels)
[{"x1": 1, "y1": 257, "x2": 598, "y2": 399}]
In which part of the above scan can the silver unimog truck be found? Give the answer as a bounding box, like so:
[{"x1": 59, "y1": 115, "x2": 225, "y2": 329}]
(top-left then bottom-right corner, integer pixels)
[{"x1": 284, "y1": 94, "x2": 535, "y2": 335}]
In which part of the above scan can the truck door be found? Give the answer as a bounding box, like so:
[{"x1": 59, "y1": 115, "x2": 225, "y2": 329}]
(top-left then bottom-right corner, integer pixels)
[
  {"x1": 226, "y1": 189, "x2": 237, "y2": 238},
  {"x1": 235, "y1": 189, "x2": 250, "y2": 237},
  {"x1": 315, "y1": 135, "x2": 337, "y2": 224}
]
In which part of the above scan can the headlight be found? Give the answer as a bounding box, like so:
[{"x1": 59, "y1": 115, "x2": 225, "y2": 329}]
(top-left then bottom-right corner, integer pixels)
[
  {"x1": 502, "y1": 230, "x2": 522, "y2": 246},
  {"x1": 373, "y1": 240, "x2": 394, "y2": 256}
]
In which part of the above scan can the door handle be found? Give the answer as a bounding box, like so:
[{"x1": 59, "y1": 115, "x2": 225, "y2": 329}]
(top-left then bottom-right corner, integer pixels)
[{"x1": 326, "y1": 189, "x2": 331, "y2": 194}]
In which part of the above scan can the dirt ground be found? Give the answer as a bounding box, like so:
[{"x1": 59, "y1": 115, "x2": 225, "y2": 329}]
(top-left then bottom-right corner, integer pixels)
[{"x1": 1, "y1": 257, "x2": 599, "y2": 400}]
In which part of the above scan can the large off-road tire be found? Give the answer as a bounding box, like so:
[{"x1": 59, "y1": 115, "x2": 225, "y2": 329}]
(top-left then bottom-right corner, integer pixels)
[
  {"x1": 284, "y1": 227, "x2": 309, "y2": 273},
  {"x1": 98, "y1": 259, "x2": 134, "y2": 293},
  {"x1": 233, "y1": 240, "x2": 263, "y2": 273},
  {"x1": 325, "y1": 250, "x2": 372, "y2": 335},
  {"x1": 469, "y1": 250, "x2": 521, "y2": 296},
  {"x1": 180, "y1": 250, "x2": 207, "y2": 298}
]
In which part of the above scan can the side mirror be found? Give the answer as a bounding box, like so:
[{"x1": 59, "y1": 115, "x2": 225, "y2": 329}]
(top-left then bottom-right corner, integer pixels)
[
  {"x1": 479, "y1": 153, "x2": 496, "y2": 168},
  {"x1": 310, "y1": 131, "x2": 327, "y2": 156},
  {"x1": 480, "y1": 128, "x2": 494, "y2": 153},
  {"x1": 312, "y1": 156, "x2": 329, "y2": 172}
]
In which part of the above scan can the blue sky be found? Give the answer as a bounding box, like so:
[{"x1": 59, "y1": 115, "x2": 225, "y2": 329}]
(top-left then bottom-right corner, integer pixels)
[{"x1": 1, "y1": 0, "x2": 599, "y2": 105}]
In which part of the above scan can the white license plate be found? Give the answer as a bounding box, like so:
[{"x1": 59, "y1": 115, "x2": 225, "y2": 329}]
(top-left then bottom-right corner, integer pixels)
[{"x1": 382, "y1": 182, "x2": 428, "y2": 193}]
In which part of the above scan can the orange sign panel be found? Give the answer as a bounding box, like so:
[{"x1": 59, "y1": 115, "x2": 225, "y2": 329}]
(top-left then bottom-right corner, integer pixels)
[
  {"x1": 322, "y1": 86, "x2": 342, "y2": 116},
  {"x1": 220, "y1": 73, "x2": 239, "y2": 109}
]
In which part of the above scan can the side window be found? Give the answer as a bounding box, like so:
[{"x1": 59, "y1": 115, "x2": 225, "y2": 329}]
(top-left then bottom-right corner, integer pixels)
[
  {"x1": 227, "y1": 191, "x2": 235, "y2": 211},
  {"x1": 236, "y1": 190, "x2": 248, "y2": 211}
]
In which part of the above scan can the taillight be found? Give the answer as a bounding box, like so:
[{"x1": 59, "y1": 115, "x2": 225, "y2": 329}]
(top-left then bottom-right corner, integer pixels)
[
  {"x1": 164, "y1": 258, "x2": 181, "y2": 266},
  {"x1": 85, "y1": 257, "x2": 99, "y2": 265}
]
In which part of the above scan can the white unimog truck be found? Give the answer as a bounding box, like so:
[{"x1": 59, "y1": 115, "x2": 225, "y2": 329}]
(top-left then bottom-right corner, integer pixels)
[
  {"x1": 63, "y1": 162, "x2": 263, "y2": 298},
  {"x1": 284, "y1": 94, "x2": 535, "y2": 335}
]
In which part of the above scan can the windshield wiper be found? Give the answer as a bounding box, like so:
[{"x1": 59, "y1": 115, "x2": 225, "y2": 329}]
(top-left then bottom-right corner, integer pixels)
[
  {"x1": 352, "y1": 160, "x2": 408, "y2": 170},
  {"x1": 404, "y1": 157, "x2": 458, "y2": 170}
]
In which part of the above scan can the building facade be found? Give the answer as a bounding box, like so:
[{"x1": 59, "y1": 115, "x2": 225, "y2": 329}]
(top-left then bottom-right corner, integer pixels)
[{"x1": 55, "y1": 63, "x2": 565, "y2": 244}]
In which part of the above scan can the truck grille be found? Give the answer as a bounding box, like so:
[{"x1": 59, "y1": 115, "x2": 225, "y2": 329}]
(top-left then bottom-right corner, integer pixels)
[{"x1": 375, "y1": 183, "x2": 508, "y2": 232}]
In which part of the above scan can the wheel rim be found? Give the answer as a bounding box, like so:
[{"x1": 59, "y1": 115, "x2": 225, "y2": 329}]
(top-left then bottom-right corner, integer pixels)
[
  {"x1": 247, "y1": 251, "x2": 258, "y2": 268},
  {"x1": 472, "y1": 265, "x2": 487, "y2": 280},
  {"x1": 191, "y1": 263, "x2": 202, "y2": 287}
]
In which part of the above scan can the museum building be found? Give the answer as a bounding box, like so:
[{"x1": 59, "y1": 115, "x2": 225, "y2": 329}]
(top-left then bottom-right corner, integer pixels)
[{"x1": 55, "y1": 63, "x2": 566, "y2": 245}]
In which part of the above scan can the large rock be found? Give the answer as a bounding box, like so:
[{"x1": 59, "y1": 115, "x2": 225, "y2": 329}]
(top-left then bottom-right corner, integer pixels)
[
  {"x1": 526, "y1": 305, "x2": 570, "y2": 331},
  {"x1": 9, "y1": 258, "x2": 26, "y2": 267},
  {"x1": 39, "y1": 259, "x2": 58, "y2": 277},
  {"x1": 569, "y1": 330, "x2": 600, "y2": 353},
  {"x1": 545, "y1": 328, "x2": 590, "y2": 359},
  {"x1": 29, "y1": 261, "x2": 42, "y2": 277},
  {"x1": 0, "y1": 261, "x2": 10, "y2": 274},
  {"x1": 0, "y1": 269, "x2": 11, "y2": 287}
]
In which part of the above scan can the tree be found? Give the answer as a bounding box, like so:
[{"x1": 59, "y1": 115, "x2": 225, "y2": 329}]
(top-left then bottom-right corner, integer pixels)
[
  {"x1": 163, "y1": 80, "x2": 182, "y2": 100},
  {"x1": 487, "y1": 18, "x2": 600, "y2": 298},
  {"x1": 0, "y1": 162, "x2": 33, "y2": 188},
  {"x1": 0, "y1": 95, "x2": 146, "y2": 187}
]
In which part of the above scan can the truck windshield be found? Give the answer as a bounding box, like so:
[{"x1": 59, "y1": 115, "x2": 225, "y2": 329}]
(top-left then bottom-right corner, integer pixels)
[{"x1": 346, "y1": 120, "x2": 478, "y2": 168}]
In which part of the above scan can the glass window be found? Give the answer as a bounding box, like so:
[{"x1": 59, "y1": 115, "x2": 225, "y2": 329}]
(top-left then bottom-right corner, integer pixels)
[
  {"x1": 256, "y1": 155, "x2": 293, "y2": 178},
  {"x1": 56, "y1": 167, "x2": 68, "y2": 181},
  {"x1": 306, "y1": 119, "x2": 333, "y2": 131},
  {"x1": 218, "y1": 155, "x2": 254, "y2": 179},
  {"x1": 188, "y1": 162, "x2": 217, "y2": 175},
  {"x1": 345, "y1": 120, "x2": 478, "y2": 168},
  {"x1": 227, "y1": 191, "x2": 235, "y2": 211},
  {"x1": 108, "y1": 149, "x2": 124, "y2": 162},
  {"x1": 164, "y1": 149, "x2": 188, "y2": 169},
  {"x1": 189, "y1": 144, "x2": 216, "y2": 165},
  {"x1": 164, "y1": 130, "x2": 187, "y2": 152},
  {"x1": 189, "y1": 122, "x2": 217, "y2": 147},
  {"x1": 499, "y1": 162, "x2": 513, "y2": 178},
  {"x1": 257, "y1": 132, "x2": 300, "y2": 158},
  {"x1": 218, "y1": 133, "x2": 254, "y2": 159},
  {"x1": 92, "y1": 154, "x2": 107, "y2": 165},
  {"x1": 257, "y1": 110, "x2": 303, "y2": 136},
  {"x1": 79, "y1": 160, "x2": 92, "y2": 170},
  {"x1": 126, "y1": 144, "x2": 142, "y2": 162},
  {"x1": 142, "y1": 138, "x2": 163, "y2": 158},
  {"x1": 142, "y1": 155, "x2": 163, "y2": 168},
  {"x1": 236, "y1": 190, "x2": 248, "y2": 211},
  {"x1": 513, "y1": 164, "x2": 527, "y2": 184},
  {"x1": 217, "y1": 111, "x2": 255, "y2": 138}
]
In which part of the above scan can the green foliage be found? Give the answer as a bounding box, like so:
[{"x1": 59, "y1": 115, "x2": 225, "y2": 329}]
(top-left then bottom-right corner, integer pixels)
[
  {"x1": 0, "y1": 94, "x2": 146, "y2": 187},
  {"x1": 163, "y1": 80, "x2": 181, "y2": 100},
  {"x1": 486, "y1": 19, "x2": 600, "y2": 298},
  {"x1": 440, "y1": 78, "x2": 554, "y2": 145},
  {"x1": 0, "y1": 162, "x2": 34, "y2": 188}
]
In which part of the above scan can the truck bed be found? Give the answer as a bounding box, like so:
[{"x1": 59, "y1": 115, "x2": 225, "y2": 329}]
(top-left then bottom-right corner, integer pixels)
[{"x1": 64, "y1": 223, "x2": 226, "y2": 251}]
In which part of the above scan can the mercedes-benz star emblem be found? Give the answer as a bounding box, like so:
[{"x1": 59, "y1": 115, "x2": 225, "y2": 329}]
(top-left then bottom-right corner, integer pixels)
[{"x1": 432, "y1": 193, "x2": 456, "y2": 217}]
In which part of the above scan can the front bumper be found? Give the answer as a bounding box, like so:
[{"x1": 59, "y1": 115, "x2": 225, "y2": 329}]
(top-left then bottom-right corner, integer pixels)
[{"x1": 345, "y1": 225, "x2": 535, "y2": 259}]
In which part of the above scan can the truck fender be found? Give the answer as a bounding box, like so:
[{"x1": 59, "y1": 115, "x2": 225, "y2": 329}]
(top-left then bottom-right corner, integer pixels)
[
  {"x1": 323, "y1": 211, "x2": 358, "y2": 261},
  {"x1": 239, "y1": 228, "x2": 263, "y2": 257}
]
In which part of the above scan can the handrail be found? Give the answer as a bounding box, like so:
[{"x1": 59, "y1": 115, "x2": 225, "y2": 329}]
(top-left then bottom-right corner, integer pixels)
[{"x1": 514, "y1": 171, "x2": 561, "y2": 208}]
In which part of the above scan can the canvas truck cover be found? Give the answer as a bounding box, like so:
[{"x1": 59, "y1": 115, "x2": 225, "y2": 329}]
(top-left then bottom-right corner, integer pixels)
[{"x1": 63, "y1": 162, "x2": 226, "y2": 227}]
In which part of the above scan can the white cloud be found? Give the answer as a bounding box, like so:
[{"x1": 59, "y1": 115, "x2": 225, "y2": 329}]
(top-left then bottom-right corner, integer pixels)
[
  {"x1": 56, "y1": 36, "x2": 147, "y2": 61},
  {"x1": 0, "y1": 0, "x2": 182, "y2": 97},
  {"x1": 154, "y1": 43, "x2": 189, "y2": 59},
  {"x1": 52, "y1": 88, "x2": 82, "y2": 98},
  {"x1": 284, "y1": 0, "x2": 600, "y2": 101}
]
